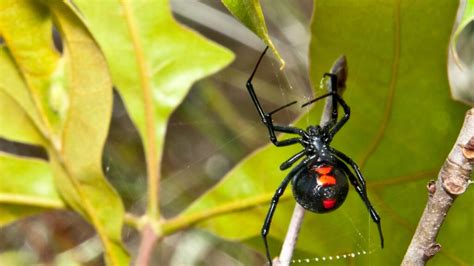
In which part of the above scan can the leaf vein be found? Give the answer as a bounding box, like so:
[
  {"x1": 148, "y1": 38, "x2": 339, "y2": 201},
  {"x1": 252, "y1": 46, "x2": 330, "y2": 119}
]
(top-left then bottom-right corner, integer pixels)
[
  {"x1": 358, "y1": 0, "x2": 401, "y2": 169},
  {"x1": 120, "y1": 0, "x2": 160, "y2": 219}
]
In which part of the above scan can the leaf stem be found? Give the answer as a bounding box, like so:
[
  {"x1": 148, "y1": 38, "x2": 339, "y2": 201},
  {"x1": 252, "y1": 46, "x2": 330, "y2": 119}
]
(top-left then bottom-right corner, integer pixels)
[
  {"x1": 0, "y1": 193, "x2": 65, "y2": 209},
  {"x1": 401, "y1": 108, "x2": 474, "y2": 265},
  {"x1": 120, "y1": 0, "x2": 160, "y2": 220},
  {"x1": 124, "y1": 212, "x2": 144, "y2": 230},
  {"x1": 135, "y1": 224, "x2": 161, "y2": 266},
  {"x1": 133, "y1": 193, "x2": 293, "y2": 265},
  {"x1": 162, "y1": 193, "x2": 292, "y2": 235},
  {"x1": 121, "y1": 2, "x2": 161, "y2": 263}
]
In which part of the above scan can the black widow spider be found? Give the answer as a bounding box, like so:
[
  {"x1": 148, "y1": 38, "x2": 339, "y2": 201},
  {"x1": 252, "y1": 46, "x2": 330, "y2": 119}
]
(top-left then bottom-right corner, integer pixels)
[{"x1": 246, "y1": 47, "x2": 383, "y2": 265}]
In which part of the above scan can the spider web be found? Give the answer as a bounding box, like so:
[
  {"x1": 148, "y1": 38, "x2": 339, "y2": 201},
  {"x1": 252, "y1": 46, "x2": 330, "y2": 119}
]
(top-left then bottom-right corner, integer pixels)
[
  {"x1": 267, "y1": 56, "x2": 377, "y2": 265},
  {"x1": 100, "y1": 47, "x2": 381, "y2": 265},
  {"x1": 101, "y1": 2, "x2": 380, "y2": 264}
]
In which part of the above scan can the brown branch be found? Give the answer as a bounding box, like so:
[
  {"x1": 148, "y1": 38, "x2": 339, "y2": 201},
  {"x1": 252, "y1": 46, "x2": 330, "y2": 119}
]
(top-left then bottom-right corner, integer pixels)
[
  {"x1": 402, "y1": 108, "x2": 474, "y2": 265},
  {"x1": 135, "y1": 223, "x2": 161, "y2": 266},
  {"x1": 274, "y1": 55, "x2": 348, "y2": 265}
]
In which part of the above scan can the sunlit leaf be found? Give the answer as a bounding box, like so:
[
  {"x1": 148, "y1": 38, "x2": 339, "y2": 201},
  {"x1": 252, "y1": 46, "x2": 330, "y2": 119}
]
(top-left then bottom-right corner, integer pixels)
[
  {"x1": 0, "y1": 0, "x2": 63, "y2": 138},
  {"x1": 222, "y1": 0, "x2": 284, "y2": 68},
  {"x1": 0, "y1": 152, "x2": 63, "y2": 226},
  {"x1": 0, "y1": 0, "x2": 128, "y2": 264},
  {"x1": 48, "y1": 2, "x2": 129, "y2": 264},
  {"x1": 182, "y1": 1, "x2": 471, "y2": 265},
  {"x1": 0, "y1": 76, "x2": 44, "y2": 145},
  {"x1": 0, "y1": 41, "x2": 48, "y2": 146},
  {"x1": 73, "y1": 0, "x2": 234, "y2": 218}
]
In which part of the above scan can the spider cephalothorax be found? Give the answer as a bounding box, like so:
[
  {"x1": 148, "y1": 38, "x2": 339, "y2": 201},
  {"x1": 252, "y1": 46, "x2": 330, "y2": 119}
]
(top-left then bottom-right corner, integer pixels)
[{"x1": 246, "y1": 47, "x2": 383, "y2": 265}]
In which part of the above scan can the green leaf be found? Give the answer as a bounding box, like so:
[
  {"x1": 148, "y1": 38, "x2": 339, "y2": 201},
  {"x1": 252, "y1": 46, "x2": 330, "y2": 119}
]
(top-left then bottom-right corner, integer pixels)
[
  {"x1": 0, "y1": 42, "x2": 49, "y2": 146},
  {"x1": 46, "y1": 1, "x2": 129, "y2": 264},
  {"x1": 449, "y1": 0, "x2": 474, "y2": 105},
  {"x1": 0, "y1": 79, "x2": 44, "y2": 145},
  {"x1": 72, "y1": 0, "x2": 234, "y2": 218},
  {"x1": 0, "y1": 152, "x2": 63, "y2": 226},
  {"x1": 222, "y1": 0, "x2": 284, "y2": 68},
  {"x1": 0, "y1": 1, "x2": 128, "y2": 264},
  {"x1": 453, "y1": 0, "x2": 473, "y2": 42},
  {"x1": 0, "y1": 0, "x2": 64, "y2": 139},
  {"x1": 181, "y1": 1, "x2": 470, "y2": 264}
]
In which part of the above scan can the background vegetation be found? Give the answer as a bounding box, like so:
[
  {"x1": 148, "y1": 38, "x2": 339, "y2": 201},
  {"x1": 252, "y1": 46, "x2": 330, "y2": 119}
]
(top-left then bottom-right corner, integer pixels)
[{"x1": 0, "y1": 0, "x2": 472, "y2": 265}]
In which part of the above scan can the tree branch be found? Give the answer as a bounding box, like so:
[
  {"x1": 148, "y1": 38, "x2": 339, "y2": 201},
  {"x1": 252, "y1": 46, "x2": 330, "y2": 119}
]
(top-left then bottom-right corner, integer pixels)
[
  {"x1": 402, "y1": 108, "x2": 474, "y2": 265},
  {"x1": 135, "y1": 223, "x2": 162, "y2": 266},
  {"x1": 275, "y1": 55, "x2": 348, "y2": 265}
]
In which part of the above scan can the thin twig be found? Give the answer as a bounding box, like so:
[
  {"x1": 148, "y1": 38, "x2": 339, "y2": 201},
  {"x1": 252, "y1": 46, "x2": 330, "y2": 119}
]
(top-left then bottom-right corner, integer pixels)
[
  {"x1": 124, "y1": 212, "x2": 144, "y2": 230},
  {"x1": 275, "y1": 56, "x2": 348, "y2": 265},
  {"x1": 135, "y1": 224, "x2": 161, "y2": 266},
  {"x1": 402, "y1": 108, "x2": 474, "y2": 265}
]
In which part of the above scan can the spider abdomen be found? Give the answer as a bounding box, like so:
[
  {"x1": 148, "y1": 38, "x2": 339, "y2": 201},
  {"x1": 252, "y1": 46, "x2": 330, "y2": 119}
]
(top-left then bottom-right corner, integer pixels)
[{"x1": 291, "y1": 164, "x2": 349, "y2": 213}]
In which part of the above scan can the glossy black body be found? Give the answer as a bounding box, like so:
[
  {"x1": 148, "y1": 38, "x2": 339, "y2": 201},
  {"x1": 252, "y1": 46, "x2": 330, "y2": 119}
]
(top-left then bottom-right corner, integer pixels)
[
  {"x1": 292, "y1": 163, "x2": 349, "y2": 213},
  {"x1": 246, "y1": 47, "x2": 383, "y2": 266}
]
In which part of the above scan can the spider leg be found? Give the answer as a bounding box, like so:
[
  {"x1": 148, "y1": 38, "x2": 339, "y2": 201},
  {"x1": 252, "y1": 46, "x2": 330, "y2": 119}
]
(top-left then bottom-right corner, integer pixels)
[
  {"x1": 262, "y1": 159, "x2": 309, "y2": 265},
  {"x1": 328, "y1": 93, "x2": 350, "y2": 141},
  {"x1": 301, "y1": 74, "x2": 350, "y2": 141},
  {"x1": 247, "y1": 47, "x2": 306, "y2": 147},
  {"x1": 300, "y1": 72, "x2": 340, "y2": 129},
  {"x1": 300, "y1": 92, "x2": 333, "y2": 108},
  {"x1": 334, "y1": 156, "x2": 384, "y2": 248},
  {"x1": 331, "y1": 148, "x2": 366, "y2": 188},
  {"x1": 268, "y1": 100, "x2": 298, "y2": 116},
  {"x1": 273, "y1": 125, "x2": 305, "y2": 135},
  {"x1": 280, "y1": 149, "x2": 307, "y2": 170}
]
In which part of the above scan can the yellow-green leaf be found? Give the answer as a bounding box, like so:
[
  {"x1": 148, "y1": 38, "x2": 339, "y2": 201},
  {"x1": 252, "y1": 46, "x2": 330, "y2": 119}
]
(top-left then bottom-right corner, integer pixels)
[
  {"x1": 449, "y1": 0, "x2": 474, "y2": 105},
  {"x1": 0, "y1": 0, "x2": 63, "y2": 139},
  {"x1": 0, "y1": 33, "x2": 50, "y2": 141},
  {"x1": 0, "y1": 44, "x2": 46, "y2": 145},
  {"x1": 0, "y1": 152, "x2": 63, "y2": 226},
  {"x1": 72, "y1": 0, "x2": 234, "y2": 219},
  {"x1": 0, "y1": 80, "x2": 44, "y2": 145},
  {"x1": 46, "y1": 1, "x2": 128, "y2": 264},
  {"x1": 0, "y1": 1, "x2": 129, "y2": 264},
  {"x1": 222, "y1": 0, "x2": 284, "y2": 68},
  {"x1": 453, "y1": 0, "x2": 473, "y2": 42}
]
